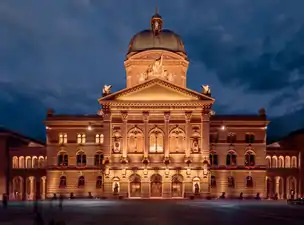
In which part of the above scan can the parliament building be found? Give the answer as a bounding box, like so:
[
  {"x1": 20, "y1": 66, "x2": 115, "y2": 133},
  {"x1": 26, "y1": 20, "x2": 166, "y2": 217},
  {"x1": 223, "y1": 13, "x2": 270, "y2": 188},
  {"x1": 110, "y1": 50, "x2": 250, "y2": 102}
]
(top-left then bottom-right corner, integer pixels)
[{"x1": 4, "y1": 12, "x2": 302, "y2": 200}]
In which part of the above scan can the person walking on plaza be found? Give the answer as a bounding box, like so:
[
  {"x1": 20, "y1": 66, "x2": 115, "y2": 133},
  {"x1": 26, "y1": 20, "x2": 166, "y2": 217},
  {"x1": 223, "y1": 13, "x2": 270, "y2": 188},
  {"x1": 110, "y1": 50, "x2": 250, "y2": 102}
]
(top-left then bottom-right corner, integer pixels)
[{"x1": 2, "y1": 193, "x2": 8, "y2": 209}]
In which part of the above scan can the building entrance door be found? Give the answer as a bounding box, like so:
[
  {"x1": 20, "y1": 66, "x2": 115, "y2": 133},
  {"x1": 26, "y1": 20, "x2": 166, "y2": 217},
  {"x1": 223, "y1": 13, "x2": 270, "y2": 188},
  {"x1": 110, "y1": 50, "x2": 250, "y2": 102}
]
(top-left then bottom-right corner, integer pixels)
[{"x1": 150, "y1": 174, "x2": 162, "y2": 197}]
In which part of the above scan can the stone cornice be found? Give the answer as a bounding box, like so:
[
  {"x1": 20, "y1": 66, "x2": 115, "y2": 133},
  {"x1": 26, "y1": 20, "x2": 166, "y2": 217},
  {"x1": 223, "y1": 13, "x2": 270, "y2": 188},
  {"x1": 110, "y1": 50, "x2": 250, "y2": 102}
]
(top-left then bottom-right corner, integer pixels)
[{"x1": 99, "y1": 78, "x2": 215, "y2": 102}]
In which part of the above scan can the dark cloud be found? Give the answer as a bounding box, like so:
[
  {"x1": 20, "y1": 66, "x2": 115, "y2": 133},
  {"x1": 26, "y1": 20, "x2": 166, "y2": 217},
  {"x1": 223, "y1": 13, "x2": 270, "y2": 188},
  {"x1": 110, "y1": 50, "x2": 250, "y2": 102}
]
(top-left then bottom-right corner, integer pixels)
[{"x1": 1, "y1": 0, "x2": 304, "y2": 139}]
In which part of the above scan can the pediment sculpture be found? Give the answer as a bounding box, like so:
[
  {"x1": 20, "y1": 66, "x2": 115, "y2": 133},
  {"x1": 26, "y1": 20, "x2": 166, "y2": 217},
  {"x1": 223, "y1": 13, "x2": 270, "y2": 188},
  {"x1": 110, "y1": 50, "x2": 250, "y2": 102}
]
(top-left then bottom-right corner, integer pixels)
[
  {"x1": 102, "y1": 85, "x2": 112, "y2": 96},
  {"x1": 139, "y1": 55, "x2": 175, "y2": 82},
  {"x1": 202, "y1": 85, "x2": 211, "y2": 96}
]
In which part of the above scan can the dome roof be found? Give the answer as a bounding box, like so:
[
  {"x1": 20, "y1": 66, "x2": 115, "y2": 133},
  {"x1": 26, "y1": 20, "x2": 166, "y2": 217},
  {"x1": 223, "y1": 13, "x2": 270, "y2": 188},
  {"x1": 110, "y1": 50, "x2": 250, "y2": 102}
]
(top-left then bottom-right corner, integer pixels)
[
  {"x1": 128, "y1": 29, "x2": 186, "y2": 54},
  {"x1": 127, "y1": 11, "x2": 186, "y2": 55}
]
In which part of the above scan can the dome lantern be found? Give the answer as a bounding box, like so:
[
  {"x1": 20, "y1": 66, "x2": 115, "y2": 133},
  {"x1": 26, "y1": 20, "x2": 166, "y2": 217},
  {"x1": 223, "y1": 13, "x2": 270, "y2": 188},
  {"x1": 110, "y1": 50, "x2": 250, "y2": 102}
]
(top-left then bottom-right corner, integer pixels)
[{"x1": 150, "y1": 7, "x2": 163, "y2": 36}]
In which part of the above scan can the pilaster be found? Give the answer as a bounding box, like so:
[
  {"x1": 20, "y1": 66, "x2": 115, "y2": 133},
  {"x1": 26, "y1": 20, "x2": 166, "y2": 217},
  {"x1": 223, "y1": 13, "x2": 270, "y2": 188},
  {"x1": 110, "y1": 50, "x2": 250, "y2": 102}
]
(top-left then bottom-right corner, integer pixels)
[
  {"x1": 164, "y1": 112, "x2": 170, "y2": 157},
  {"x1": 143, "y1": 112, "x2": 149, "y2": 157},
  {"x1": 185, "y1": 111, "x2": 192, "y2": 157},
  {"x1": 202, "y1": 113, "x2": 210, "y2": 157},
  {"x1": 121, "y1": 111, "x2": 128, "y2": 158},
  {"x1": 102, "y1": 105, "x2": 112, "y2": 156}
]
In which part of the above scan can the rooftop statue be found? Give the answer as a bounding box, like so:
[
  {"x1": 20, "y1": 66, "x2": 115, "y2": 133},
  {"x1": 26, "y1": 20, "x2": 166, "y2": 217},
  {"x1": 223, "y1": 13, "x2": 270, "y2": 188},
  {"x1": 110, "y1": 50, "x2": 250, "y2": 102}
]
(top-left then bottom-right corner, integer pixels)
[{"x1": 102, "y1": 85, "x2": 112, "y2": 96}]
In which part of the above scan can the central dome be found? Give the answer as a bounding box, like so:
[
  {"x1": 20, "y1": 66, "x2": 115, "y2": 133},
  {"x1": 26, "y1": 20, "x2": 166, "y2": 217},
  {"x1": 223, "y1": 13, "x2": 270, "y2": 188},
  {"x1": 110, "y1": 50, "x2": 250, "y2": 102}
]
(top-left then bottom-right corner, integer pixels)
[{"x1": 127, "y1": 11, "x2": 186, "y2": 55}]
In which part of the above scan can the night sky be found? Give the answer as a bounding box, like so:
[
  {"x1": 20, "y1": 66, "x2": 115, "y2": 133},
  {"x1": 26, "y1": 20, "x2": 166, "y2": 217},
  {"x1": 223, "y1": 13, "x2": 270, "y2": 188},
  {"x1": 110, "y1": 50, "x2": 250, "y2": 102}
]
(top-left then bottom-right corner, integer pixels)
[{"x1": 1, "y1": 0, "x2": 304, "y2": 142}]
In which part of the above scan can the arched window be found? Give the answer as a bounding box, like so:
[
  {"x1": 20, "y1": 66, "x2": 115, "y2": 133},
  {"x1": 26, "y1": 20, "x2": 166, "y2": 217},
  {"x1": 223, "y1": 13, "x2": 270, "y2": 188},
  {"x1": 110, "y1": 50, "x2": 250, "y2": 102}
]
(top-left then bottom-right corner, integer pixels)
[
  {"x1": 228, "y1": 176, "x2": 235, "y2": 188},
  {"x1": 211, "y1": 176, "x2": 216, "y2": 187},
  {"x1": 244, "y1": 151, "x2": 255, "y2": 166},
  {"x1": 266, "y1": 156, "x2": 271, "y2": 168},
  {"x1": 76, "y1": 151, "x2": 86, "y2": 166},
  {"x1": 94, "y1": 153, "x2": 104, "y2": 166},
  {"x1": 149, "y1": 127, "x2": 164, "y2": 153},
  {"x1": 285, "y1": 156, "x2": 291, "y2": 168},
  {"x1": 26, "y1": 157, "x2": 32, "y2": 168},
  {"x1": 32, "y1": 157, "x2": 38, "y2": 168},
  {"x1": 95, "y1": 134, "x2": 104, "y2": 144},
  {"x1": 246, "y1": 176, "x2": 253, "y2": 188},
  {"x1": 59, "y1": 176, "x2": 66, "y2": 188},
  {"x1": 127, "y1": 127, "x2": 144, "y2": 153},
  {"x1": 57, "y1": 152, "x2": 68, "y2": 166},
  {"x1": 271, "y1": 156, "x2": 277, "y2": 168},
  {"x1": 226, "y1": 152, "x2": 237, "y2": 166},
  {"x1": 96, "y1": 176, "x2": 102, "y2": 189},
  {"x1": 291, "y1": 156, "x2": 297, "y2": 168},
  {"x1": 169, "y1": 127, "x2": 185, "y2": 153},
  {"x1": 12, "y1": 156, "x2": 18, "y2": 169},
  {"x1": 209, "y1": 153, "x2": 218, "y2": 166},
  {"x1": 38, "y1": 157, "x2": 44, "y2": 168},
  {"x1": 278, "y1": 156, "x2": 284, "y2": 168},
  {"x1": 245, "y1": 133, "x2": 255, "y2": 143},
  {"x1": 19, "y1": 156, "x2": 25, "y2": 168},
  {"x1": 78, "y1": 176, "x2": 85, "y2": 187}
]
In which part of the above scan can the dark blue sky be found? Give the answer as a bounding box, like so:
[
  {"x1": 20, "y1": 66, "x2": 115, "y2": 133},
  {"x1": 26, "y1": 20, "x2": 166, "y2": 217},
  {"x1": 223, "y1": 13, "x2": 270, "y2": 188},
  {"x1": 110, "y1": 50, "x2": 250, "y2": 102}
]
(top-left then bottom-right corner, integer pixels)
[{"x1": 1, "y1": 0, "x2": 304, "y2": 141}]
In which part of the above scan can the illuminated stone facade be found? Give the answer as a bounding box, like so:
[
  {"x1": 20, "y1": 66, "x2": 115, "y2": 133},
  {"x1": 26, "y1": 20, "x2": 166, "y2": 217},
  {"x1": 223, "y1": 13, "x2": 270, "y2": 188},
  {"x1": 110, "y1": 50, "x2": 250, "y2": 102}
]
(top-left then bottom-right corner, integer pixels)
[
  {"x1": 6, "y1": 12, "x2": 302, "y2": 200},
  {"x1": 44, "y1": 13, "x2": 269, "y2": 199}
]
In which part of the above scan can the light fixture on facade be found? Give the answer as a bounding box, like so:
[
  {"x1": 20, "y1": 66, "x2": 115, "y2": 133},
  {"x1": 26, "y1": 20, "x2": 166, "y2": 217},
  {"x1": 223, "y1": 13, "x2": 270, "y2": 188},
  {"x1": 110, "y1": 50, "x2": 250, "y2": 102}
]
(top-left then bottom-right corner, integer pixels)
[
  {"x1": 46, "y1": 126, "x2": 51, "y2": 130},
  {"x1": 87, "y1": 125, "x2": 92, "y2": 131},
  {"x1": 221, "y1": 125, "x2": 226, "y2": 130}
]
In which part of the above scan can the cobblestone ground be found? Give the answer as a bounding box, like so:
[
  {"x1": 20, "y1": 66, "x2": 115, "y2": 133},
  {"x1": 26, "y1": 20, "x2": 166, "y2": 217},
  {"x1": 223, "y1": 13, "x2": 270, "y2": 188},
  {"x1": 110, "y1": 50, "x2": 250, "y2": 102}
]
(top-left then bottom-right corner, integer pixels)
[{"x1": 0, "y1": 199, "x2": 303, "y2": 225}]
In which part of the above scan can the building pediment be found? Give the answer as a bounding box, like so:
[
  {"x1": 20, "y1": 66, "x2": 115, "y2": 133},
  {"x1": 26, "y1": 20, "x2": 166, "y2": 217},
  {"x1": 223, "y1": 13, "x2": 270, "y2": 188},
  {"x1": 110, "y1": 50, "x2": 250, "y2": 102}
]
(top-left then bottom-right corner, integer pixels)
[{"x1": 98, "y1": 78, "x2": 214, "y2": 102}]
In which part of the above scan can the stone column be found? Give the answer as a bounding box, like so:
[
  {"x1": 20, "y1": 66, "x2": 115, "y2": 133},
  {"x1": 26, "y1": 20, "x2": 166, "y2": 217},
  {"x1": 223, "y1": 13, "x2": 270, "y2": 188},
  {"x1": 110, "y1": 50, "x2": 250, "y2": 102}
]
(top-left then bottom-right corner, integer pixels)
[
  {"x1": 143, "y1": 112, "x2": 149, "y2": 156},
  {"x1": 102, "y1": 105, "x2": 112, "y2": 156},
  {"x1": 164, "y1": 112, "x2": 170, "y2": 157},
  {"x1": 201, "y1": 113, "x2": 210, "y2": 196},
  {"x1": 185, "y1": 112, "x2": 192, "y2": 157},
  {"x1": 121, "y1": 111, "x2": 128, "y2": 158},
  {"x1": 202, "y1": 113, "x2": 210, "y2": 157}
]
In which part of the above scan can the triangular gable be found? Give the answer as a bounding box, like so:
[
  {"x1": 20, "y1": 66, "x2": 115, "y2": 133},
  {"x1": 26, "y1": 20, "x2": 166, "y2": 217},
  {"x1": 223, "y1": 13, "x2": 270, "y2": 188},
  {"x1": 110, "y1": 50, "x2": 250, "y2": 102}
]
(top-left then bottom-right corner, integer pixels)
[{"x1": 98, "y1": 78, "x2": 214, "y2": 102}]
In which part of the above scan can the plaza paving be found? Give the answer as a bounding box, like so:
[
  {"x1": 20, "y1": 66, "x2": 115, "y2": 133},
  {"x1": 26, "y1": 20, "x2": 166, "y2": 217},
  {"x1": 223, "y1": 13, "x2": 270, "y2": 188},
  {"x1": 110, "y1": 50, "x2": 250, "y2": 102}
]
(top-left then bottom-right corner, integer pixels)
[{"x1": 0, "y1": 199, "x2": 303, "y2": 225}]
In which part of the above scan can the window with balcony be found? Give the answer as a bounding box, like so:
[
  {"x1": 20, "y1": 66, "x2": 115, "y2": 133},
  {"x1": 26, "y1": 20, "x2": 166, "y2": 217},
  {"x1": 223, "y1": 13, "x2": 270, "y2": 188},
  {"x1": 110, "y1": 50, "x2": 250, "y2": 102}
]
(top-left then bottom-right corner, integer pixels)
[
  {"x1": 57, "y1": 152, "x2": 68, "y2": 166},
  {"x1": 209, "y1": 153, "x2": 218, "y2": 166},
  {"x1": 244, "y1": 152, "x2": 255, "y2": 166},
  {"x1": 76, "y1": 152, "x2": 86, "y2": 167},
  {"x1": 226, "y1": 152, "x2": 237, "y2": 166},
  {"x1": 94, "y1": 152, "x2": 104, "y2": 166}
]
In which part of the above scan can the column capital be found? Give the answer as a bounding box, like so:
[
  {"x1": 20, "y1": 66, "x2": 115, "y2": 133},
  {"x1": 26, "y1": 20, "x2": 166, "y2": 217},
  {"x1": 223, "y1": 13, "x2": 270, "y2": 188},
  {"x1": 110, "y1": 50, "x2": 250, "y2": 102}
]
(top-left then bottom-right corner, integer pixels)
[
  {"x1": 121, "y1": 111, "x2": 128, "y2": 122},
  {"x1": 185, "y1": 111, "x2": 192, "y2": 121},
  {"x1": 164, "y1": 112, "x2": 170, "y2": 122},
  {"x1": 143, "y1": 111, "x2": 149, "y2": 121},
  {"x1": 202, "y1": 113, "x2": 210, "y2": 122}
]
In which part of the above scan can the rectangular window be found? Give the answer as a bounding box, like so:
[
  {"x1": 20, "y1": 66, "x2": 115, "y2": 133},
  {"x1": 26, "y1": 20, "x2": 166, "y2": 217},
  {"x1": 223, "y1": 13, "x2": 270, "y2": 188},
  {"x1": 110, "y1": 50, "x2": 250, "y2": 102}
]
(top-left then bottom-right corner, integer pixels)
[
  {"x1": 59, "y1": 133, "x2": 67, "y2": 144},
  {"x1": 77, "y1": 134, "x2": 86, "y2": 144},
  {"x1": 95, "y1": 134, "x2": 104, "y2": 144}
]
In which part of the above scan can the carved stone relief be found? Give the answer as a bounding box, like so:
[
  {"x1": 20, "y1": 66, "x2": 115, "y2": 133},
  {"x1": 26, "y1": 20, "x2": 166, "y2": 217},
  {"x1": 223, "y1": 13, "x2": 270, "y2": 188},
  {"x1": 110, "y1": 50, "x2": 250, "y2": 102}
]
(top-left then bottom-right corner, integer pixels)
[
  {"x1": 191, "y1": 126, "x2": 201, "y2": 153},
  {"x1": 112, "y1": 128, "x2": 122, "y2": 153}
]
